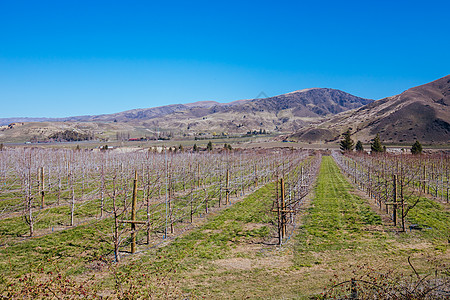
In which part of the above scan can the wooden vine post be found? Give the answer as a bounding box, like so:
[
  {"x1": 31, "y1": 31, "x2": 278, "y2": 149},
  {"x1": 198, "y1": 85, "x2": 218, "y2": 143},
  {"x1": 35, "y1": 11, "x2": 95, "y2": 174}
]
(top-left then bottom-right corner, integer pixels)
[
  {"x1": 422, "y1": 165, "x2": 427, "y2": 193},
  {"x1": 399, "y1": 166, "x2": 406, "y2": 232},
  {"x1": 146, "y1": 167, "x2": 152, "y2": 244},
  {"x1": 190, "y1": 190, "x2": 194, "y2": 223},
  {"x1": 131, "y1": 171, "x2": 138, "y2": 253},
  {"x1": 393, "y1": 174, "x2": 397, "y2": 226},
  {"x1": 400, "y1": 180, "x2": 406, "y2": 232},
  {"x1": 218, "y1": 172, "x2": 222, "y2": 208},
  {"x1": 204, "y1": 188, "x2": 208, "y2": 214},
  {"x1": 197, "y1": 162, "x2": 201, "y2": 188},
  {"x1": 226, "y1": 169, "x2": 230, "y2": 205},
  {"x1": 119, "y1": 170, "x2": 146, "y2": 254},
  {"x1": 275, "y1": 176, "x2": 281, "y2": 245},
  {"x1": 39, "y1": 167, "x2": 45, "y2": 208},
  {"x1": 254, "y1": 164, "x2": 258, "y2": 188},
  {"x1": 168, "y1": 173, "x2": 173, "y2": 234},
  {"x1": 385, "y1": 174, "x2": 407, "y2": 229},
  {"x1": 272, "y1": 178, "x2": 295, "y2": 245},
  {"x1": 281, "y1": 178, "x2": 286, "y2": 238}
]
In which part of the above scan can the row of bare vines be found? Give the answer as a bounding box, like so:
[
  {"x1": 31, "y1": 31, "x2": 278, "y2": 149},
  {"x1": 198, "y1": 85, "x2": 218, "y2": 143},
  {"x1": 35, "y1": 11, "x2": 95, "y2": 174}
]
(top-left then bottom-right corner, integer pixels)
[
  {"x1": 0, "y1": 147, "x2": 315, "y2": 261},
  {"x1": 332, "y1": 151, "x2": 449, "y2": 231},
  {"x1": 273, "y1": 152, "x2": 322, "y2": 245}
]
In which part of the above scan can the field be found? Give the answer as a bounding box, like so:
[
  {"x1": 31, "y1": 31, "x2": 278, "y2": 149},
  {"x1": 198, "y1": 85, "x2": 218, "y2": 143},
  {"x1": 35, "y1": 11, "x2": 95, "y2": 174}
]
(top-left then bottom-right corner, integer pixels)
[{"x1": 0, "y1": 146, "x2": 448, "y2": 299}]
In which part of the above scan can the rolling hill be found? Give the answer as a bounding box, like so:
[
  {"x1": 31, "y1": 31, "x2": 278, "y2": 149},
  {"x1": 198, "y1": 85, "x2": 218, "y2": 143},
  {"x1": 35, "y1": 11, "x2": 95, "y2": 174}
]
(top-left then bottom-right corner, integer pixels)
[
  {"x1": 0, "y1": 88, "x2": 371, "y2": 143},
  {"x1": 291, "y1": 75, "x2": 450, "y2": 144}
]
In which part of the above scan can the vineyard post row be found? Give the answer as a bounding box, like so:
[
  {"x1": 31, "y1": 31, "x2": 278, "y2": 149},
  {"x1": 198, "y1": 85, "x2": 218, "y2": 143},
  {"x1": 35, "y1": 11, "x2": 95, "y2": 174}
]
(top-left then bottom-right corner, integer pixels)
[
  {"x1": 0, "y1": 148, "x2": 317, "y2": 260},
  {"x1": 332, "y1": 151, "x2": 449, "y2": 232},
  {"x1": 273, "y1": 153, "x2": 322, "y2": 245}
]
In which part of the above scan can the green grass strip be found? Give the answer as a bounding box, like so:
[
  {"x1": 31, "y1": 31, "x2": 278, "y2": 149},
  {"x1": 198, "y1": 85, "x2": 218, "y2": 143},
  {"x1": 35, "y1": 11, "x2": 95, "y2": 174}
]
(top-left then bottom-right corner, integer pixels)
[
  {"x1": 294, "y1": 156, "x2": 383, "y2": 266},
  {"x1": 123, "y1": 182, "x2": 277, "y2": 273},
  {"x1": 404, "y1": 196, "x2": 450, "y2": 244}
]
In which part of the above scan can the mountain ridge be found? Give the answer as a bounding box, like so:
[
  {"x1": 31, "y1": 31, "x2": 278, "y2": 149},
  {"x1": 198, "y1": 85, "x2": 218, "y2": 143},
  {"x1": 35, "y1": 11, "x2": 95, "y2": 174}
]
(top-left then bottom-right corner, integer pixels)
[
  {"x1": 0, "y1": 87, "x2": 371, "y2": 142},
  {"x1": 0, "y1": 88, "x2": 370, "y2": 124},
  {"x1": 291, "y1": 75, "x2": 450, "y2": 144},
  {"x1": 3, "y1": 75, "x2": 450, "y2": 145}
]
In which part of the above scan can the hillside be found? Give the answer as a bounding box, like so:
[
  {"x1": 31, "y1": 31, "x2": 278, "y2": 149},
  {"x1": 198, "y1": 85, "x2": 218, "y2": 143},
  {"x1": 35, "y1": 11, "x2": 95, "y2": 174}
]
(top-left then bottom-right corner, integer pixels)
[
  {"x1": 291, "y1": 75, "x2": 450, "y2": 144},
  {"x1": 132, "y1": 88, "x2": 372, "y2": 135},
  {"x1": 0, "y1": 88, "x2": 371, "y2": 143}
]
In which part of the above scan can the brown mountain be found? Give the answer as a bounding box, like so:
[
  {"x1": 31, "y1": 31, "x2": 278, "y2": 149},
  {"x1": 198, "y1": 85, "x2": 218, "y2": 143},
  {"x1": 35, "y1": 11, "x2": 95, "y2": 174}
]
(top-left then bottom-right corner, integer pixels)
[
  {"x1": 237, "y1": 88, "x2": 372, "y2": 116},
  {"x1": 60, "y1": 88, "x2": 370, "y2": 123},
  {"x1": 0, "y1": 88, "x2": 371, "y2": 143},
  {"x1": 112, "y1": 88, "x2": 371, "y2": 134},
  {"x1": 291, "y1": 75, "x2": 450, "y2": 144}
]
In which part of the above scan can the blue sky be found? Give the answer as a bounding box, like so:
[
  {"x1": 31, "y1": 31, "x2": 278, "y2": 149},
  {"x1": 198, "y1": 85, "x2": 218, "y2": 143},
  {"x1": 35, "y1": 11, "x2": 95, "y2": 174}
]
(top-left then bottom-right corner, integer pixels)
[{"x1": 0, "y1": 0, "x2": 449, "y2": 118}]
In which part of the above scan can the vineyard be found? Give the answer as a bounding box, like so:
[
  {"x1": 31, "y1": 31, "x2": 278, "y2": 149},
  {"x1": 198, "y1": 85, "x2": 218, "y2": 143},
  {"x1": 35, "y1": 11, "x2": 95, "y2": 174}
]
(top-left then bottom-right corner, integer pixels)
[
  {"x1": 0, "y1": 148, "x2": 320, "y2": 250},
  {"x1": 333, "y1": 151, "x2": 449, "y2": 233},
  {"x1": 0, "y1": 147, "x2": 448, "y2": 298}
]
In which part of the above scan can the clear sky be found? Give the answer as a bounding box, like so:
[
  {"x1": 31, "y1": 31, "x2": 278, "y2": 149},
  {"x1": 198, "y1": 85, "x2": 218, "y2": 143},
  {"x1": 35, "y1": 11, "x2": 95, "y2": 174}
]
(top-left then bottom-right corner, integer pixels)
[{"x1": 0, "y1": 0, "x2": 449, "y2": 118}]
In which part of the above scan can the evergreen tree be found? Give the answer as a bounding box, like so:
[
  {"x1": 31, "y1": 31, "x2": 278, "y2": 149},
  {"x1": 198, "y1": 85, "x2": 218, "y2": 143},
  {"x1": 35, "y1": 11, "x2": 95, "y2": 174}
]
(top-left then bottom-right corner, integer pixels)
[
  {"x1": 370, "y1": 134, "x2": 384, "y2": 153},
  {"x1": 223, "y1": 143, "x2": 233, "y2": 151},
  {"x1": 206, "y1": 141, "x2": 213, "y2": 151},
  {"x1": 339, "y1": 129, "x2": 354, "y2": 152},
  {"x1": 411, "y1": 140, "x2": 423, "y2": 155},
  {"x1": 355, "y1": 140, "x2": 364, "y2": 152},
  {"x1": 193, "y1": 144, "x2": 198, "y2": 152},
  {"x1": 0, "y1": 143, "x2": 3, "y2": 151},
  {"x1": 178, "y1": 144, "x2": 183, "y2": 152}
]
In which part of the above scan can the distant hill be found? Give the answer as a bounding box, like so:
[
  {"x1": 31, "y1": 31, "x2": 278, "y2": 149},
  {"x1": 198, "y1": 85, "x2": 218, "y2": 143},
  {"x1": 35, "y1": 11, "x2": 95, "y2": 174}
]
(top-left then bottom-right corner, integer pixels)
[
  {"x1": 55, "y1": 88, "x2": 370, "y2": 123},
  {"x1": 121, "y1": 88, "x2": 371, "y2": 133},
  {"x1": 0, "y1": 88, "x2": 371, "y2": 143},
  {"x1": 291, "y1": 75, "x2": 450, "y2": 144},
  {"x1": 237, "y1": 88, "x2": 373, "y2": 117},
  {"x1": 0, "y1": 117, "x2": 53, "y2": 126},
  {"x1": 158, "y1": 88, "x2": 372, "y2": 133}
]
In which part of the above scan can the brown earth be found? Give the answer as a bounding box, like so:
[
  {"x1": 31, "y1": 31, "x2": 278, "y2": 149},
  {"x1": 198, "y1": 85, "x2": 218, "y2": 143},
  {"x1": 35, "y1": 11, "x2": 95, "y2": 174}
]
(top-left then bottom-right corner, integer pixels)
[{"x1": 291, "y1": 75, "x2": 450, "y2": 144}]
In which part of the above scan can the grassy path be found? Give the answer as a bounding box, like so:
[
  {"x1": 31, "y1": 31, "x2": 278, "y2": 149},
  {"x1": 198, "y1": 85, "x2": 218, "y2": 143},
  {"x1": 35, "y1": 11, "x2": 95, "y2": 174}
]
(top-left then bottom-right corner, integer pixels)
[
  {"x1": 295, "y1": 156, "x2": 384, "y2": 266},
  {"x1": 292, "y1": 156, "x2": 448, "y2": 298}
]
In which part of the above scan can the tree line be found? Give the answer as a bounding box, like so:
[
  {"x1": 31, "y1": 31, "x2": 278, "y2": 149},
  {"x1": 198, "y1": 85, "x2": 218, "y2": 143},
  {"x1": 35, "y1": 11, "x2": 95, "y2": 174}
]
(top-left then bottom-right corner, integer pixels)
[{"x1": 340, "y1": 129, "x2": 423, "y2": 154}]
